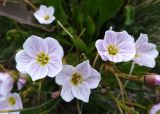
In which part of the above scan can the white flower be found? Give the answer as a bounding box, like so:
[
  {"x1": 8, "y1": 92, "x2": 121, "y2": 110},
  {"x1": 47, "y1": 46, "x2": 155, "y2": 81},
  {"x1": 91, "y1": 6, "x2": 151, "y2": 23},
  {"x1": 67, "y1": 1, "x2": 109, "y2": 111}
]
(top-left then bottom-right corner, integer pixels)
[
  {"x1": 55, "y1": 60, "x2": 101, "y2": 102},
  {"x1": 0, "y1": 72, "x2": 14, "y2": 97},
  {"x1": 0, "y1": 93, "x2": 23, "y2": 114},
  {"x1": 15, "y1": 35, "x2": 64, "y2": 81},
  {"x1": 133, "y1": 33, "x2": 158, "y2": 68},
  {"x1": 34, "y1": 5, "x2": 55, "y2": 24},
  {"x1": 150, "y1": 103, "x2": 160, "y2": 114},
  {"x1": 96, "y1": 30, "x2": 136, "y2": 62}
]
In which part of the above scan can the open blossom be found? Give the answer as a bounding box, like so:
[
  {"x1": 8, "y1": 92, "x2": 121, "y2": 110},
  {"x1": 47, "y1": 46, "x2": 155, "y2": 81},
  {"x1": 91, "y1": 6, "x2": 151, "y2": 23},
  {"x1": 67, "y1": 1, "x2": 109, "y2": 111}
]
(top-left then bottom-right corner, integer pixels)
[
  {"x1": 0, "y1": 93, "x2": 23, "y2": 114},
  {"x1": 15, "y1": 35, "x2": 64, "y2": 81},
  {"x1": 55, "y1": 60, "x2": 101, "y2": 102},
  {"x1": 0, "y1": 72, "x2": 14, "y2": 97},
  {"x1": 133, "y1": 33, "x2": 158, "y2": 68},
  {"x1": 34, "y1": 5, "x2": 55, "y2": 24},
  {"x1": 150, "y1": 103, "x2": 160, "y2": 114},
  {"x1": 96, "y1": 30, "x2": 135, "y2": 63}
]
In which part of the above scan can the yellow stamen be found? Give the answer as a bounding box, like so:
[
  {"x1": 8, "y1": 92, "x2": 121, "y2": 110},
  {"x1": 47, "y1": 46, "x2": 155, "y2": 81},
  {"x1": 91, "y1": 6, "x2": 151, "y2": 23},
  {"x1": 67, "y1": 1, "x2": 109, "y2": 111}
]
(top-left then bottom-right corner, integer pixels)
[
  {"x1": 71, "y1": 73, "x2": 83, "y2": 86},
  {"x1": 36, "y1": 52, "x2": 50, "y2": 66},
  {"x1": 44, "y1": 15, "x2": 50, "y2": 20},
  {"x1": 107, "y1": 45, "x2": 119, "y2": 56},
  {"x1": 8, "y1": 97, "x2": 16, "y2": 106}
]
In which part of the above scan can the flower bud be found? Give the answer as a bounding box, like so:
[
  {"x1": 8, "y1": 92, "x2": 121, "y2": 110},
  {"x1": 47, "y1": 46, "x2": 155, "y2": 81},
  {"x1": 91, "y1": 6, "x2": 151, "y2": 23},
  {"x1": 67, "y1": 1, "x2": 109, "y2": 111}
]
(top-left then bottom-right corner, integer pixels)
[
  {"x1": 144, "y1": 74, "x2": 160, "y2": 86},
  {"x1": 51, "y1": 91, "x2": 60, "y2": 99},
  {"x1": 17, "y1": 74, "x2": 27, "y2": 90}
]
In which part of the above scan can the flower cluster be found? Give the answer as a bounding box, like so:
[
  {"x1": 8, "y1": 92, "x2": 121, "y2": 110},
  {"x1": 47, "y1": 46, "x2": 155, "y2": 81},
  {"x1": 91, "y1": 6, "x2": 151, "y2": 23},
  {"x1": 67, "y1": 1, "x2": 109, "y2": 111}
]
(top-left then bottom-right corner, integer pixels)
[
  {"x1": 96, "y1": 30, "x2": 158, "y2": 68},
  {"x1": 0, "y1": 73, "x2": 23, "y2": 114},
  {"x1": 0, "y1": 4, "x2": 159, "y2": 114}
]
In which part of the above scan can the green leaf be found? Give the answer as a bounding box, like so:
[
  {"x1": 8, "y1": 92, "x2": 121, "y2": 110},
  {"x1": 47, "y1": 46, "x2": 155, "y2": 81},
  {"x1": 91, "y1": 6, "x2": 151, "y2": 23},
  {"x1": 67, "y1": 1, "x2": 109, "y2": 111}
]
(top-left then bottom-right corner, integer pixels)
[
  {"x1": 97, "y1": 0, "x2": 124, "y2": 29},
  {"x1": 125, "y1": 5, "x2": 135, "y2": 25},
  {"x1": 82, "y1": 0, "x2": 99, "y2": 17},
  {"x1": 72, "y1": 37, "x2": 87, "y2": 52},
  {"x1": 85, "y1": 16, "x2": 96, "y2": 37}
]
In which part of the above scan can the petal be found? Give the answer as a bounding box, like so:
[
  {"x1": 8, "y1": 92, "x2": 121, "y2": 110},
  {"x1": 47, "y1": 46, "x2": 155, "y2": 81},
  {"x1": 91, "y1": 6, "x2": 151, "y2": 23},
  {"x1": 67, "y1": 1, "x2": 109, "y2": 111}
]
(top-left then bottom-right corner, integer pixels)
[
  {"x1": 150, "y1": 103, "x2": 160, "y2": 114},
  {"x1": 136, "y1": 43, "x2": 158, "y2": 58},
  {"x1": 23, "y1": 35, "x2": 48, "y2": 57},
  {"x1": 116, "y1": 31, "x2": 134, "y2": 45},
  {"x1": 0, "y1": 73, "x2": 14, "y2": 96},
  {"x1": 47, "y1": 6, "x2": 55, "y2": 15},
  {"x1": 85, "y1": 69, "x2": 101, "y2": 89},
  {"x1": 75, "y1": 60, "x2": 91, "y2": 79},
  {"x1": 95, "y1": 40, "x2": 108, "y2": 61},
  {"x1": 103, "y1": 30, "x2": 117, "y2": 45},
  {"x1": 13, "y1": 93, "x2": 23, "y2": 109},
  {"x1": 72, "y1": 82, "x2": 91, "y2": 102},
  {"x1": 26, "y1": 61, "x2": 48, "y2": 81},
  {"x1": 15, "y1": 50, "x2": 33, "y2": 73},
  {"x1": 55, "y1": 65, "x2": 75, "y2": 85},
  {"x1": 133, "y1": 53, "x2": 156, "y2": 68},
  {"x1": 135, "y1": 33, "x2": 148, "y2": 47},
  {"x1": 118, "y1": 42, "x2": 136, "y2": 62},
  {"x1": 45, "y1": 37, "x2": 64, "y2": 57},
  {"x1": 0, "y1": 98, "x2": 8, "y2": 110},
  {"x1": 105, "y1": 52, "x2": 123, "y2": 63},
  {"x1": 60, "y1": 83, "x2": 74, "y2": 102},
  {"x1": 47, "y1": 56, "x2": 63, "y2": 77},
  {"x1": 40, "y1": 5, "x2": 48, "y2": 11}
]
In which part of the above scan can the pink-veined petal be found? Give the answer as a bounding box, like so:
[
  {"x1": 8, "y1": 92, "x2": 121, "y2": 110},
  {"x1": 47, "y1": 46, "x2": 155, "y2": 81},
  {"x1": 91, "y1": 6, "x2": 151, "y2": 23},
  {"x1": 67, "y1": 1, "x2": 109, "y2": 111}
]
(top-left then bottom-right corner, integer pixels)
[
  {"x1": 15, "y1": 50, "x2": 33, "y2": 73},
  {"x1": 26, "y1": 61, "x2": 48, "y2": 81},
  {"x1": 118, "y1": 42, "x2": 136, "y2": 61},
  {"x1": 95, "y1": 40, "x2": 108, "y2": 61},
  {"x1": 136, "y1": 43, "x2": 158, "y2": 58},
  {"x1": 72, "y1": 82, "x2": 91, "y2": 102},
  {"x1": 85, "y1": 69, "x2": 101, "y2": 89},
  {"x1": 47, "y1": 56, "x2": 63, "y2": 77},
  {"x1": 23, "y1": 35, "x2": 48, "y2": 57},
  {"x1": 105, "y1": 52, "x2": 123, "y2": 63},
  {"x1": 75, "y1": 60, "x2": 91, "y2": 79},
  {"x1": 135, "y1": 33, "x2": 148, "y2": 47},
  {"x1": 116, "y1": 31, "x2": 134, "y2": 45},
  {"x1": 60, "y1": 83, "x2": 74, "y2": 102},
  {"x1": 0, "y1": 73, "x2": 14, "y2": 96},
  {"x1": 45, "y1": 37, "x2": 64, "y2": 57},
  {"x1": 103, "y1": 30, "x2": 117, "y2": 45},
  {"x1": 55, "y1": 65, "x2": 74, "y2": 85},
  {"x1": 133, "y1": 53, "x2": 156, "y2": 68}
]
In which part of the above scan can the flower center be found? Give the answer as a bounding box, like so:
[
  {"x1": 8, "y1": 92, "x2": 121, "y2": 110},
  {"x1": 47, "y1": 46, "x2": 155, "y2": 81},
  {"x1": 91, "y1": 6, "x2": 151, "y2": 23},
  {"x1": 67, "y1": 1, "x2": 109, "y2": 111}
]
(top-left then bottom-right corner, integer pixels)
[
  {"x1": 8, "y1": 97, "x2": 16, "y2": 106},
  {"x1": 36, "y1": 52, "x2": 50, "y2": 66},
  {"x1": 71, "y1": 73, "x2": 83, "y2": 86},
  {"x1": 107, "y1": 45, "x2": 119, "y2": 56},
  {"x1": 44, "y1": 15, "x2": 50, "y2": 21}
]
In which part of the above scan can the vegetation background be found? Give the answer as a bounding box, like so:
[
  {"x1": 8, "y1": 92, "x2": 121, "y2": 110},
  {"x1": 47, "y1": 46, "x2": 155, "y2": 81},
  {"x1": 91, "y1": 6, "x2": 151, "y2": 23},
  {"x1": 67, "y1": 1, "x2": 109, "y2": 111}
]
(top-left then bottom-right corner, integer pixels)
[{"x1": 0, "y1": 0, "x2": 160, "y2": 114}]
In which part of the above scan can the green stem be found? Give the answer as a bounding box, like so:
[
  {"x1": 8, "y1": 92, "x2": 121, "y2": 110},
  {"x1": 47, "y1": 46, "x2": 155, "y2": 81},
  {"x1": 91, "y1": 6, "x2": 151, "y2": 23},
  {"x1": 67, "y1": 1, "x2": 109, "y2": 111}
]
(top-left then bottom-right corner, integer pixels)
[
  {"x1": 92, "y1": 53, "x2": 99, "y2": 68},
  {"x1": 57, "y1": 21, "x2": 73, "y2": 39},
  {"x1": 77, "y1": 100, "x2": 82, "y2": 114},
  {"x1": 124, "y1": 62, "x2": 135, "y2": 87}
]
